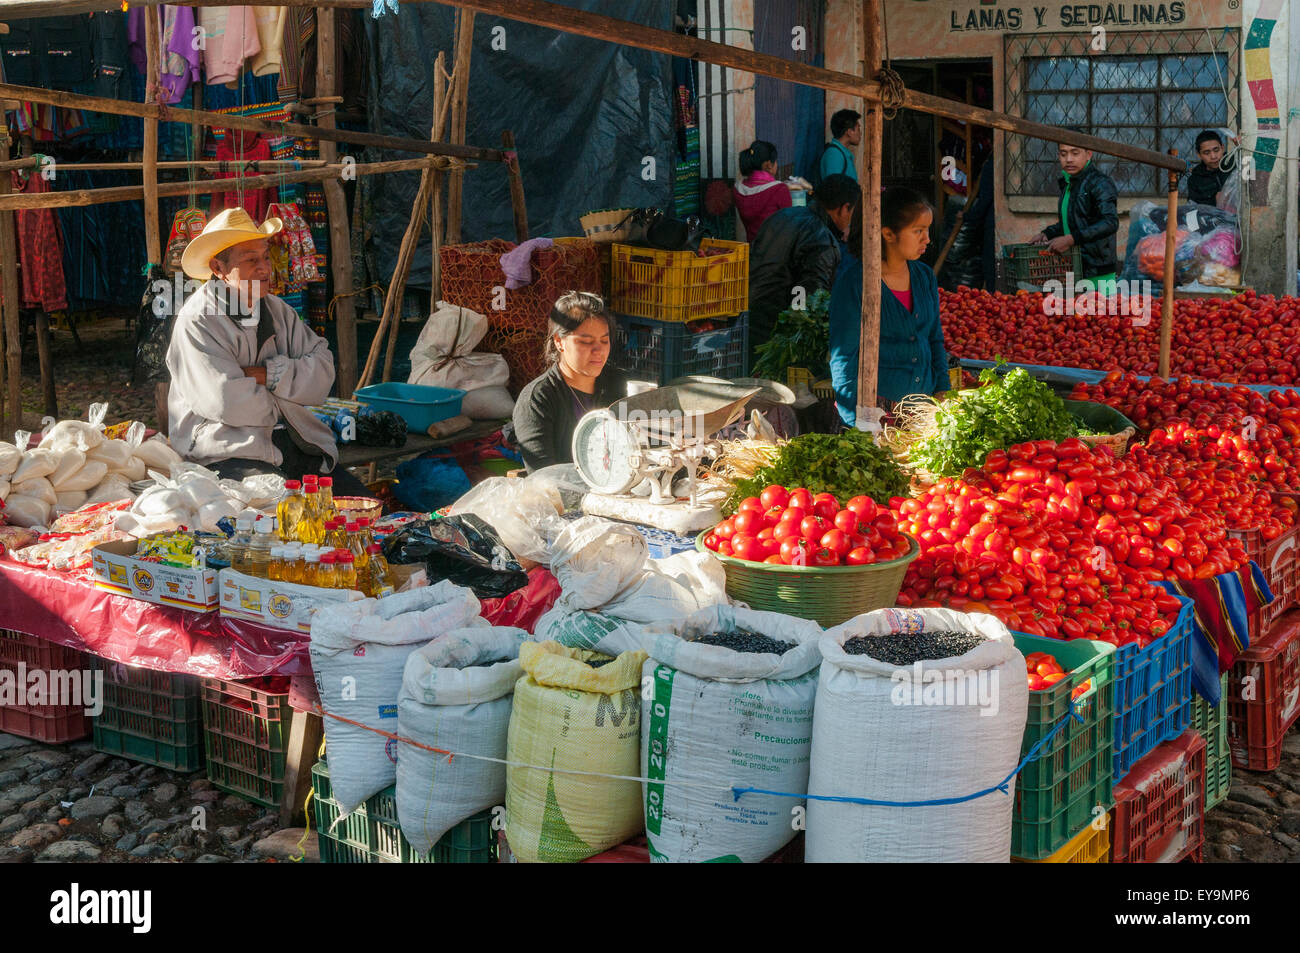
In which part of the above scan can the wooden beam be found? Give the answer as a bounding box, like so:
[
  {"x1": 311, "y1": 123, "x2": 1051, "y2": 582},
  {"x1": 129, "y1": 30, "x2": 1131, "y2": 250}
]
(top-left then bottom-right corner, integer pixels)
[
  {"x1": 142, "y1": 5, "x2": 161, "y2": 266},
  {"x1": 35, "y1": 313, "x2": 55, "y2": 418},
  {"x1": 856, "y1": 0, "x2": 883, "y2": 418},
  {"x1": 0, "y1": 156, "x2": 462, "y2": 211},
  {"x1": 0, "y1": 121, "x2": 13, "y2": 434},
  {"x1": 0, "y1": 81, "x2": 508, "y2": 163},
  {"x1": 432, "y1": 52, "x2": 447, "y2": 294},
  {"x1": 445, "y1": 9, "x2": 475, "y2": 245},
  {"x1": 1159, "y1": 151, "x2": 1178, "y2": 379},
  {"x1": 502, "y1": 129, "x2": 528, "y2": 242},
  {"x1": 316, "y1": 6, "x2": 358, "y2": 398}
]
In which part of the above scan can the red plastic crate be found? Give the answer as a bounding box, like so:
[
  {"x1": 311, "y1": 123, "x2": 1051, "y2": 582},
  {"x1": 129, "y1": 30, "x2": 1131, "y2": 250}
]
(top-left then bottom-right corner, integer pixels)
[
  {"x1": 0, "y1": 630, "x2": 92, "y2": 743},
  {"x1": 1112, "y1": 730, "x2": 1206, "y2": 864},
  {"x1": 1225, "y1": 610, "x2": 1300, "y2": 771},
  {"x1": 1232, "y1": 524, "x2": 1300, "y2": 636}
]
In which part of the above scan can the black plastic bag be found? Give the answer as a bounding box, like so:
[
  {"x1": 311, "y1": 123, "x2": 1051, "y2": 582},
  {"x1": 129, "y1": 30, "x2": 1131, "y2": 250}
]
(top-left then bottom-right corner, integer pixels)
[
  {"x1": 132, "y1": 263, "x2": 175, "y2": 387},
  {"x1": 382, "y1": 514, "x2": 528, "y2": 600}
]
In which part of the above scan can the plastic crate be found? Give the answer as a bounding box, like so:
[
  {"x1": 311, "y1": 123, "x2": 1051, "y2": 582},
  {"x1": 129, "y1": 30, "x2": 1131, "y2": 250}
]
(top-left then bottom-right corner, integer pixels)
[
  {"x1": 312, "y1": 761, "x2": 497, "y2": 863},
  {"x1": 1011, "y1": 633, "x2": 1116, "y2": 859},
  {"x1": 201, "y1": 678, "x2": 292, "y2": 809},
  {"x1": 0, "y1": 629, "x2": 92, "y2": 743},
  {"x1": 610, "y1": 239, "x2": 749, "y2": 323},
  {"x1": 1112, "y1": 730, "x2": 1206, "y2": 864},
  {"x1": 91, "y1": 657, "x2": 204, "y2": 772},
  {"x1": 1261, "y1": 526, "x2": 1299, "y2": 629},
  {"x1": 497, "y1": 830, "x2": 801, "y2": 863},
  {"x1": 613, "y1": 312, "x2": 748, "y2": 386},
  {"x1": 1191, "y1": 673, "x2": 1231, "y2": 812},
  {"x1": 1225, "y1": 610, "x2": 1300, "y2": 771},
  {"x1": 1002, "y1": 242, "x2": 1083, "y2": 287},
  {"x1": 1111, "y1": 597, "x2": 1194, "y2": 781},
  {"x1": 1012, "y1": 813, "x2": 1111, "y2": 863}
]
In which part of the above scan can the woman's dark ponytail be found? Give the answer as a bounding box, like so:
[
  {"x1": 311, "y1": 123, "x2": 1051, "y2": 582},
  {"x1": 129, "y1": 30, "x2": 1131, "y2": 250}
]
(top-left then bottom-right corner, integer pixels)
[{"x1": 738, "y1": 140, "x2": 777, "y2": 177}]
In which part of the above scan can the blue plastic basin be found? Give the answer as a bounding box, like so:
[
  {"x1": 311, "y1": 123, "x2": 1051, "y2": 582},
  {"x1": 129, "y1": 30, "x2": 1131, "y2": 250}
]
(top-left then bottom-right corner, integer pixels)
[{"x1": 353, "y1": 382, "x2": 466, "y2": 433}]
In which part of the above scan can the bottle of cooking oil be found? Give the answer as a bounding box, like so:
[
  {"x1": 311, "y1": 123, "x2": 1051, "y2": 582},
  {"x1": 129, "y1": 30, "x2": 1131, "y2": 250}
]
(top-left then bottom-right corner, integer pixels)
[
  {"x1": 267, "y1": 545, "x2": 284, "y2": 581},
  {"x1": 317, "y1": 550, "x2": 338, "y2": 588},
  {"x1": 336, "y1": 550, "x2": 358, "y2": 590},
  {"x1": 324, "y1": 518, "x2": 348, "y2": 551},
  {"x1": 318, "y1": 475, "x2": 339, "y2": 524},
  {"x1": 246, "y1": 519, "x2": 276, "y2": 578},
  {"x1": 276, "y1": 480, "x2": 303, "y2": 542},
  {"x1": 229, "y1": 512, "x2": 255, "y2": 574},
  {"x1": 356, "y1": 517, "x2": 377, "y2": 550},
  {"x1": 345, "y1": 521, "x2": 369, "y2": 569},
  {"x1": 302, "y1": 548, "x2": 321, "y2": 587},
  {"x1": 282, "y1": 543, "x2": 304, "y2": 584},
  {"x1": 295, "y1": 485, "x2": 326, "y2": 545},
  {"x1": 366, "y1": 543, "x2": 394, "y2": 597}
]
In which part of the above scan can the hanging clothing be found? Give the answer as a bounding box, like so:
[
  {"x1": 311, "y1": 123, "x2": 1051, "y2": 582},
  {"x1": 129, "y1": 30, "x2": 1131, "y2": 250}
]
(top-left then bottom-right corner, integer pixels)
[
  {"x1": 13, "y1": 170, "x2": 69, "y2": 313},
  {"x1": 279, "y1": 8, "x2": 367, "y2": 112},
  {"x1": 209, "y1": 130, "x2": 274, "y2": 222},
  {"x1": 197, "y1": 6, "x2": 261, "y2": 86},
  {"x1": 89, "y1": 10, "x2": 129, "y2": 100},
  {"x1": 127, "y1": 6, "x2": 201, "y2": 105},
  {"x1": 0, "y1": 16, "x2": 92, "y2": 90},
  {"x1": 250, "y1": 7, "x2": 287, "y2": 77}
]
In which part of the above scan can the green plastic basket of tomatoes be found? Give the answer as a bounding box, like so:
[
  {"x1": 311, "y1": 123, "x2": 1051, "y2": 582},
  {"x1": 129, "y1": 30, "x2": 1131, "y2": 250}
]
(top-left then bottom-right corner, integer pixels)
[{"x1": 698, "y1": 486, "x2": 919, "y2": 628}]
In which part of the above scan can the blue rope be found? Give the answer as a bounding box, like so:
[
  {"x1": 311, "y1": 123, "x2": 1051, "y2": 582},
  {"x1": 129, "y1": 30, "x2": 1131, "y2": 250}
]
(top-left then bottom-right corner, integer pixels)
[{"x1": 732, "y1": 697, "x2": 1085, "y2": 807}]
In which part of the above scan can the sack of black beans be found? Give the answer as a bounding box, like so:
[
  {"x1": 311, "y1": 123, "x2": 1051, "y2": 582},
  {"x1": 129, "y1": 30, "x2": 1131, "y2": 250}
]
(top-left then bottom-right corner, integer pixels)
[
  {"x1": 807, "y1": 607, "x2": 1027, "y2": 863},
  {"x1": 637, "y1": 605, "x2": 823, "y2": 863},
  {"x1": 505, "y1": 640, "x2": 649, "y2": 862},
  {"x1": 396, "y1": 624, "x2": 530, "y2": 858}
]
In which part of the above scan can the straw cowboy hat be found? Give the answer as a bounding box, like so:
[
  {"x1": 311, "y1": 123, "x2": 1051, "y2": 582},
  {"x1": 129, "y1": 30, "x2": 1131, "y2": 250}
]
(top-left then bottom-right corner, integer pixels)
[{"x1": 181, "y1": 207, "x2": 283, "y2": 280}]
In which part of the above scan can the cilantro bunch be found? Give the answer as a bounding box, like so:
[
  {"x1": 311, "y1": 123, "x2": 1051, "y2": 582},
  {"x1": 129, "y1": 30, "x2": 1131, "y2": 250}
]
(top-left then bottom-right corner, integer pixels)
[{"x1": 726, "y1": 429, "x2": 910, "y2": 513}]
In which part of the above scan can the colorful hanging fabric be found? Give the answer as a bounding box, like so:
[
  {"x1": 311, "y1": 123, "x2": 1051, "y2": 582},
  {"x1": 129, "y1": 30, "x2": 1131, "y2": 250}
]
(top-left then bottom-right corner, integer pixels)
[
  {"x1": 209, "y1": 129, "x2": 274, "y2": 222},
  {"x1": 164, "y1": 208, "x2": 207, "y2": 276},
  {"x1": 12, "y1": 167, "x2": 69, "y2": 312}
]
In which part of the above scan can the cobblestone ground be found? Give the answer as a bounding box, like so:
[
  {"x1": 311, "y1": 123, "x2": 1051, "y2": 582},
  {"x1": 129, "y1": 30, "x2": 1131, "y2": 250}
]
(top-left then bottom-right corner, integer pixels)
[
  {"x1": 0, "y1": 733, "x2": 317, "y2": 863},
  {"x1": 1204, "y1": 734, "x2": 1300, "y2": 863}
]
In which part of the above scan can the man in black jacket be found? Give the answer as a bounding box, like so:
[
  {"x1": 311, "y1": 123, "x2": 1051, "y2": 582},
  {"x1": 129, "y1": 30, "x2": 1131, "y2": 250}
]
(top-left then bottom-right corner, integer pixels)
[
  {"x1": 1187, "y1": 130, "x2": 1237, "y2": 206},
  {"x1": 1031, "y1": 142, "x2": 1119, "y2": 283},
  {"x1": 746, "y1": 174, "x2": 860, "y2": 366}
]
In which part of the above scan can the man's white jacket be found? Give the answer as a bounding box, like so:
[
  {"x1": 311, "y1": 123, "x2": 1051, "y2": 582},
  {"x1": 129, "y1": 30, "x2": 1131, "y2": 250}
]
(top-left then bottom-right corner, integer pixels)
[{"x1": 165, "y1": 280, "x2": 339, "y2": 469}]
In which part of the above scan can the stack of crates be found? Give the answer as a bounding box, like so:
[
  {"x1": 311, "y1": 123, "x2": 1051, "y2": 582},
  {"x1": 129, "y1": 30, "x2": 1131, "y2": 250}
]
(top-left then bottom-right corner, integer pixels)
[
  {"x1": 0, "y1": 630, "x2": 92, "y2": 743},
  {"x1": 1111, "y1": 730, "x2": 1207, "y2": 864},
  {"x1": 1110, "y1": 597, "x2": 1195, "y2": 779},
  {"x1": 1225, "y1": 609, "x2": 1300, "y2": 771},
  {"x1": 610, "y1": 238, "x2": 750, "y2": 386},
  {"x1": 1011, "y1": 815, "x2": 1111, "y2": 864},
  {"x1": 311, "y1": 761, "x2": 496, "y2": 863},
  {"x1": 1229, "y1": 523, "x2": 1300, "y2": 642},
  {"x1": 201, "y1": 678, "x2": 293, "y2": 808},
  {"x1": 92, "y1": 658, "x2": 204, "y2": 771},
  {"x1": 1010, "y1": 633, "x2": 1116, "y2": 860},
  {"x1": 1190, "y1": 674, "x2": 1231, "y2": 811}
]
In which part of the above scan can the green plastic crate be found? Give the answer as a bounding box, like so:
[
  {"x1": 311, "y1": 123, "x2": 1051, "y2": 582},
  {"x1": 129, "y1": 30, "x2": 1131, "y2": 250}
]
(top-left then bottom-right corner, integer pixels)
[
  {"x1": 1011, "y1": 633, "x2": 1116, "y2": 860},
  {"x1": 312, "y1": 760, "x2": 497, "y2": 863},
  {"x1": 91, "y1": 658, "x2": 204, "y2": 772},
  {"x1": 1191, "y1": 673, "x2": 1231, "y2": 812},
  {"x1": 1002, "y1": 242, "x2": 1083, "y2": 287},
  {"x1": 201, "y1": 678, "x2": 292, "y2": 809}
]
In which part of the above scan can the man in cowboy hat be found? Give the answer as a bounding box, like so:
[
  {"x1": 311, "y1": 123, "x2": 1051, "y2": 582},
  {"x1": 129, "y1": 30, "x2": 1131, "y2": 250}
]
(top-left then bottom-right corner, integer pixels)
[{"x1": 166, "y1": 207, "x2": 368, "y2": 493}]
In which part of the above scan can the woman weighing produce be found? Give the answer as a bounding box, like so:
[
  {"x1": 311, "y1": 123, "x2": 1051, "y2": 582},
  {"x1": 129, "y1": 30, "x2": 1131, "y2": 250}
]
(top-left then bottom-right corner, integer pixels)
[
  {"x1": 511, "y1": 291, "x2": 629, "y2": 472},
  {"x1": 829, "y1": 187, "x2": 949, "y2": 427}
]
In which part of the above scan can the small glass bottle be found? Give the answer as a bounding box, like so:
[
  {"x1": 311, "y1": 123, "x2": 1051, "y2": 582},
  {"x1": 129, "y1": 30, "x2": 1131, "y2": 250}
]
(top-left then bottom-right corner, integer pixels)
[
  {"x1": 325, "y1": 518, "x2": 348, "y2": 551},
  {"x1": 336, "y1": 550, "x2": 358, "y2": 590},
  {"x1": 295, "y1": 485, "x2": 325, "y2": 545},
  {"x1": 345, "y1": 521, "x2": 369, "y2": 569},
  {"x1": 276, "y1": 480, "x2": 304, "y2": 543},
  {"x1": 246, "y1": 519, "x2": 276, "y2": 578},
  {"x1": 356, "y1": 517, "x2": 377, "y2": 550},
  {"x1": 267, "y1": 545, "x2": 284, "y2": 581},
  {"x1": 366, "y1": 543, "x2": 394, "y2": 597},
  {"x1": 303, "y1": 548, "x2": 321, "y2": 587},
  {"x1": 318, "y1": 475, "x2": 339, "y2": 524},
  {"x1": 282, "y1": 543, "x2": 304, "y2": 584},
  {"x1": 229, "y1": 512, "x2": 255, "y2": 574},
  {"x1": 317, "y1": 550, "x2": 338, "y2": 588}
]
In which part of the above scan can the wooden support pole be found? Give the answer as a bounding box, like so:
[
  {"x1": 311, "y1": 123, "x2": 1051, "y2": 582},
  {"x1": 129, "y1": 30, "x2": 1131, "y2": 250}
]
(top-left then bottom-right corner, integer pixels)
[
  {"x1": 502, "y1": 129, "x2": 529, "y2": 243},
  {"x1": 1159, "y1": 150, "x2": 1179, "y2": 380},
  {"x1": 35, "y1": 313, "x2": 55, "y2": 418},
  {"x1": 855, "y1": 0, "x2": 883, "y2": 419},
  {"x1": 0, "y1": 122, "x2": 13, "y2": 435},
  {"x1": 432, "y1": 53, "x2": 447, "y2": 296},
  {"x1": 316, "y1": 6, "x2": 358, "y2": 398},
  {"x1": 360, "y1": 174, "x2": 431, "y2": 389},
  {"x1": 0, "y1": 156, "x2": 462, "y2": 212},
  {"x1": 142, "y1": 5, "x2": 162, "y2": 266},
  {"x1": 446, "y1": 9, "x2": 475, "y2": 245}
]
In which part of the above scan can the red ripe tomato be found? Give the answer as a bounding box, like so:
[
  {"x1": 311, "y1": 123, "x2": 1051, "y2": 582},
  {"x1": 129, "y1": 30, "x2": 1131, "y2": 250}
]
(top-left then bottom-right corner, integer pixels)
[
  {"x1": 780, "y1": 537, "x2": 810, "y2": 566},
  {"x1": 820, "y1": 528, "x2": 853, "y2": 556},
  {"x1": 717, "y1": 540, "x2": 734, "y2": 557},
  {"x1": 812, "y1": 493, "x2": 840, "y2": 521},
  {"x1": 756, "y1": 527, "x2": 774, "y2": 542},
  {"x1": 833, "y1": 509, "x2": 862, "y2": 535},
  {"x1": 732, "y1": 510, "x2": 763, "y2": 535},
  {"x1": 811, "y1": 546, "x2": 840, "y2": 567},
  {"x1": 763, "y1": 506, "x2": 786, "y2": 527},
  {"x1": 764, "y1": 554, "x2": 784, "y2": 564},
  {"x1": 733, "y1": 536, "x2": 765, "y2": 562},
  {"x1": 1041, "y1": 672, "x2": 1067, "y2": 686},
  {"x1": 737, "y1": 496, "x2": 765, "y2": 515},
  {"x1": 847, "y1": 496, "x2": 879, "y2": 521},
  {"x1": 760, "y1": 485, "x2": 790, "y2": 509},
  {"x1": 872, "y1": 512, "x2": 899, "y2": 536},
  {"x1": 800, "y1": 515, "x2": 830, "y2": 541},
  {"x1": 846, "y1": 546, "x2": 877, "y2": 566},
  {"x1": 773, "y1": 519, "x2": 802, "y2": 543},
  {"x1": 788, "y1": 488, "x2": 814, "y2": 511},
  {"x1": 1026, "y1": 673, "x2": 1047, "y2": 691},
  {"x1": 781, "y1": 506, "x2": 809, "y2": 527},
  {"x1": 713, "y1": 519, "x2": 736, "y2": 540}
]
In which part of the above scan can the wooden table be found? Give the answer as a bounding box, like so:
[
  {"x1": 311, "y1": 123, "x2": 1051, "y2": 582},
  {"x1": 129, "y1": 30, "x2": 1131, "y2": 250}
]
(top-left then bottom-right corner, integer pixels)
[{"x1": 337, "y1": 418, "x2": 508, "y2": 480}]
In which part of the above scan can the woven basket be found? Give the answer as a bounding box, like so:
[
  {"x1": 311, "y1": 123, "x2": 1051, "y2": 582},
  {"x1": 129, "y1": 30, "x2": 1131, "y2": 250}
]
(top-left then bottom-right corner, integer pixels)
[
  {"x1": 335, "y1": 496, "x2": 383, "y2": 524},
  {"x1": 1078, "y1": 426, "x2": 1136, "y2": 456},
  {"x1": 580, "y1": 208, "x2": 641, "y2": 244},
  {"x1": 696, "y1": 533, "x2": 920, "y2": 628}
]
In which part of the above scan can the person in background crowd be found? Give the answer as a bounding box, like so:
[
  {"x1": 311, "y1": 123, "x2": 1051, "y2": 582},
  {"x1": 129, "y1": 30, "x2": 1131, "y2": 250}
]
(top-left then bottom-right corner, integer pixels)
[
  {"x1": 1188, "y1": 129, "x2": 1237, "y2": 206},
  {"x1": 746, "y1": 174, "x2": 861, "y2": 367},
  {"x1": 511, "y1": 292, "x2": 629, "y2": 473},
  {"x1": 829, "y1": 187, "x2": 948, "y2": 428},
  {"x1": 818, "y1": 108, "x2": 861, "y2": 183},
  {"x1": 1030, "y1": 137, "x2": 1119, "y2": 286},
  {"x1": 733, "y1": 140, "x2": 791, "y2": 240}
]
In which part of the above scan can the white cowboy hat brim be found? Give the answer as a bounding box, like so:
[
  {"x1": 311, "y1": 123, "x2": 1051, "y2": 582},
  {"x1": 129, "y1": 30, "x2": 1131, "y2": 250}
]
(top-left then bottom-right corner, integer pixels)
[{"x1": 181, "y1": 217, "x2": 283, "y2": 280}]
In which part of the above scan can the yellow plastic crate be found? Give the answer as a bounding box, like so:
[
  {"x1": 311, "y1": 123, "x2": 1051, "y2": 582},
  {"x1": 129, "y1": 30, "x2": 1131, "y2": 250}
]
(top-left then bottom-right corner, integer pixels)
[
  {"x1": 1012, "y1": 812, "x2": 1111, "y2": 863},
  {"x1": 610, "y1": 239, "x2": 749, "y2": 323},
  {"x1": 787, "y1": 367, "x2": 815, "y2": 390}
]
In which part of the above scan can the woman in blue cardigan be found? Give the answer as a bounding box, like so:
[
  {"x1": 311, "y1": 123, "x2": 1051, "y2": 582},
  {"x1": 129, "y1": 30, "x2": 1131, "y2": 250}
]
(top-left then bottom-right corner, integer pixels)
[{"x1": 829, "y1": 187, "x2": 950, "y2": 427}]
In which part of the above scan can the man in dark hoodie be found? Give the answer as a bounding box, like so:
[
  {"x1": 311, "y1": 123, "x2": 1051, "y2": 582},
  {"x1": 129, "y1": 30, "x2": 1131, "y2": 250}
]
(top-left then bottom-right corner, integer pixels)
[
  {"x1": 1187, "y1": 129, "x2": 1237, "y2": 206},
  {"x1": 1031, "y1": 140, "x2": 1119, "y2": 285}
]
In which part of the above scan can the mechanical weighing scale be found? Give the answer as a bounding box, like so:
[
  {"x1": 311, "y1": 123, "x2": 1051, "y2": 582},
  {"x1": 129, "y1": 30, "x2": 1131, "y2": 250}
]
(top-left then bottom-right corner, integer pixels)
[{"x1": 570, "y1": 378, "x2": 760, "y2": 534}]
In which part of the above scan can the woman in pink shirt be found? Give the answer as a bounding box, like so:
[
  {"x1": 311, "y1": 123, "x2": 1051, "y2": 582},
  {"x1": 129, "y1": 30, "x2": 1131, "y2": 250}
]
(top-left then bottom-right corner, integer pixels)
[{"x1": 733, "y1": 140, "x2": 791, "y2": 241}]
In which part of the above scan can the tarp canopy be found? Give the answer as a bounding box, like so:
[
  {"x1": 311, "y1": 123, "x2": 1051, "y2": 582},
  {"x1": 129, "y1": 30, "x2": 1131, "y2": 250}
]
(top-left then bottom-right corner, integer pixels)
[{"x1": 362, "y1": 0, "x2": 676, "y2": 288}]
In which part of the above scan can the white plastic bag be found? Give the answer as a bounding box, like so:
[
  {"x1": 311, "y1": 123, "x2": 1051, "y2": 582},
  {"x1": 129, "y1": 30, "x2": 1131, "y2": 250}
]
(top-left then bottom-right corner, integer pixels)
[
  {"x1": 311, "y1": 581, "x2": 484, "y2": 816},
  {"x1": 48, "y1": 449, "x2": 86, "y2": 490},
  {"x1": 110, "y1": 455, "x2": 146, "y2": 482},
  {"x1": 55, "y1": 489, "x2": 88, "y2": 512},
  {"x1": 447, "y1": 475, "x2": 566, "y2": 566},
  {"x1": 88, "y1": 439, "x2": 133, "y2": 470},
  {"x1": 461, "y1": 386, "x2": 515, "y2": 420},
  {"x1": 55, "y1": 459, "x2": 108, "y2": 493},
  {"x1": 806, "y1": 607, "x2": 1027, "y2": 863},
  {"x1": 12, "y1": 449, "x2": 57, "y2": 483},
  {"x1": 0, "y1": 442, "x2": 20, "y2": 477},
  {"x1": 396, "y1": 625, "x2": 529, "y2": 857},
  {"x1": 133, "y1": 436, "x2": 182, "y2": 473},
  {"x1": 12, "y1": 476, "x2": 56, "y2": 506},
  {"x1": 4, "y1": 494, "x2": 52, "y2": 528},
  {"x1": 408, "y1": 301, "x2": 511, "y2": 392},
  {"x1": 39, "y1": 419, "x2": 104, "y2": 453},
  {"x1": 85, "y1": 474, "x2": 134, "y2": 506},
  {"x1": 638, "y1": 605, "x2": 823, "y2": 863}
]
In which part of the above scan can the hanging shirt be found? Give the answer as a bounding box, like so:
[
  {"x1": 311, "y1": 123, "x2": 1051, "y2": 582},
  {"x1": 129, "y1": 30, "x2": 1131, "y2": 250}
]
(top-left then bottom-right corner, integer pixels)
[
  {"x1": 198, "y1": 6, "x2": 261, "y2": 86},
  {"x1": 209, "y1": 129, "x2": 274, "y2": 222},
  {"x1": 250, "y1": 7, "x2": 287, "y2": 77},
  {"x1": 12, "y1": 171, "x2": 69, "y2": 313}
]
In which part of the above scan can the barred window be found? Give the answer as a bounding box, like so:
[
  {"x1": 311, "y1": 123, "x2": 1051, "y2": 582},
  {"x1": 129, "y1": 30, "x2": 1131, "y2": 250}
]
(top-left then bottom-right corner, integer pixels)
[{"x1": 1005, "y1": 31, "x2": 1239, "y2": 197}]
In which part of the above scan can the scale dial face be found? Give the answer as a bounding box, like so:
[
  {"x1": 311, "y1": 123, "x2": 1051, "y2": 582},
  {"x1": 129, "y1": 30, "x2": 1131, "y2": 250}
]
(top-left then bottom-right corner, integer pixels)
[{"x1": 572, "y1": 410, "x2": 641, "y2": 495}]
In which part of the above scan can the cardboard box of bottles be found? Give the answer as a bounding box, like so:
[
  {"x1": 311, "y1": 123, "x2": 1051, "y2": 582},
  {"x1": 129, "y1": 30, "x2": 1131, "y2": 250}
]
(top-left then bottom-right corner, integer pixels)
[
  {"x1": 91, "y1": 539, "x2": 219, "y2": 612},
  {"x1": 218, "y1": 568, "x2": 364, "y2": 633}
]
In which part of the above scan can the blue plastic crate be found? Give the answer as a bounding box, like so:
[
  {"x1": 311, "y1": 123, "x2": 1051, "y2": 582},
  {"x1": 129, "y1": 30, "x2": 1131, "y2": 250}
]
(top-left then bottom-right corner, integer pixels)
[
  {"x1": 354, "y1": 382, "x2": 465, "y2": 433},
  {"x1": 630, "y1": 523, "x2": 698, "y2": 560},
  {"x1": 614, "y1": 313, "x2": 748, "y2": 386},
  {"x1": 1112, "y1": 596, "x2": 1195, "y2": 781}
]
